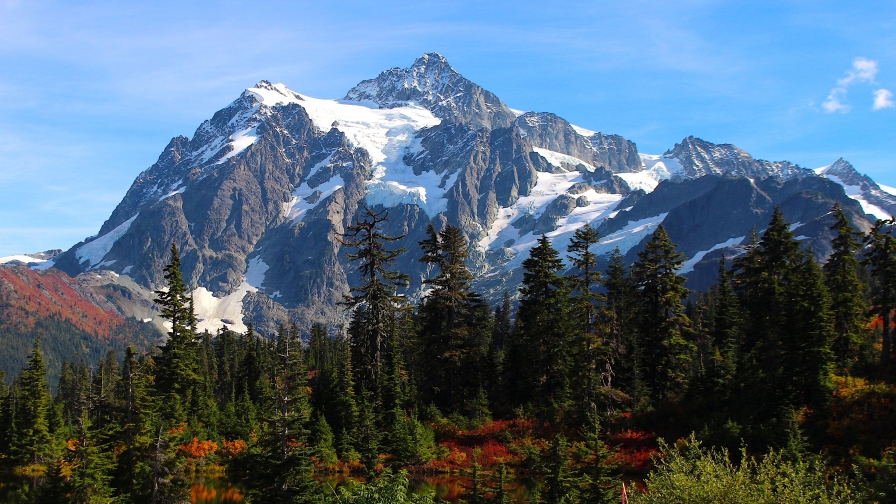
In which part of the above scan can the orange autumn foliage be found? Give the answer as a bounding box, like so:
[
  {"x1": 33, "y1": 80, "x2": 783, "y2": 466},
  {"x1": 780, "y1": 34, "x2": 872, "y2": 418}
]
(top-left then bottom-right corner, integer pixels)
[
  {"x1": 219, "y1": 439, "x2": 248, "y2": 458},
  {"x1": 829, "y1": 375, "x2": 896, "y2": 458},
  {"x1": 179, "y1": 437, "x2": 218, "y2": 459}
]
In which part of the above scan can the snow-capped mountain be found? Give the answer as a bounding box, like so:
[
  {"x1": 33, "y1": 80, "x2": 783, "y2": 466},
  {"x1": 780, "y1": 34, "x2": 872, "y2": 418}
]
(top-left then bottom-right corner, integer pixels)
[
  {"x1": 815, "y1": 158, "x2": 896, "y2": 221},
  {"x1": 39, "y1": 53, "x2": 893, "y2": 334}
]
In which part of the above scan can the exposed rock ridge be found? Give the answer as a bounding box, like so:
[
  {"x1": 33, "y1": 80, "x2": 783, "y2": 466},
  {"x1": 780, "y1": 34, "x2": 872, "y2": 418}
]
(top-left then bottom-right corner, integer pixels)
[
  {"x1": 665, "y1": 136, "x2": 811, "y2": 180},
  {"x1": 344, "y1": 53, "x2": 516, "y2": 130},
  {"x1": 514, "y1": 112, "x2": 642, "y2": 173}
]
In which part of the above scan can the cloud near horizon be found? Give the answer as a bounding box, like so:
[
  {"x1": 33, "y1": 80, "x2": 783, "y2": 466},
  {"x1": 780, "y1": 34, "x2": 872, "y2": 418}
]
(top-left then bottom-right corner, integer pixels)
[{"x1": 823, "y1": 57, "x2": 891, "y2": 113}]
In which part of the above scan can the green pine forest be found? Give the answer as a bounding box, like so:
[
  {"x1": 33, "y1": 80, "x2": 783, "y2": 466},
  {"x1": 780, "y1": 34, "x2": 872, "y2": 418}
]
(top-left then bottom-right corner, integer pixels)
[{"x1": 2, "y1": 204, "x2": 896, "y2": 503}]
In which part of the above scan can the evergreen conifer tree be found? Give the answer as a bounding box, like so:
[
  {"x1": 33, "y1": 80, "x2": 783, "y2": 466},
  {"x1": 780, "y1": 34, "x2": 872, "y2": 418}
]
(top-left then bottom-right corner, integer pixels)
[
  {"x1": 602, "y1": 248, "x2": 637, "y2": 406},
  {"x1": 708, "y1": 257, "x2": 739, "y2": 404},
  {"x1": 12, "y1": 339, "x2": 53, "y2": 464},
  {"x1": 576, "y1": 413, "x2": 620, "y2": 504},
  {"x1": 337, "y1": 206, "x2": 409, "y2": 399},
  {"x1": 566, "y1": 223, "x2": 609, "y2": 418},
  {"x1": 417, "y1": 223, "x2": 489, "y2": 411},
  {"x1": 154, "y1": 242, "x2": 200, "y2": 425},
  {"x1": 824, "y1": 204, "x2": 869, "y2": 369},
  {"x1": 864, "y1": 216, "x2": 896, "y2": 365},
  {"x1": 631, "y1": 225, "x2": 693, "y2": 403},
  {"x1": 514, "y1": 235, "x2": 573, "y2": 426}
]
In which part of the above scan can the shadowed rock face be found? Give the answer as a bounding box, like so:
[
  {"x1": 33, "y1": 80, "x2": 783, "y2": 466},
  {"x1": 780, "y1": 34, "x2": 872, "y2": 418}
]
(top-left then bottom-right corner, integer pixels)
[
  {"x1": 45, "y1": 54, "x2": 888, "y2": 334},
  {"x1": 515, "y1": 112, "x2": 642, "y2": 174}
]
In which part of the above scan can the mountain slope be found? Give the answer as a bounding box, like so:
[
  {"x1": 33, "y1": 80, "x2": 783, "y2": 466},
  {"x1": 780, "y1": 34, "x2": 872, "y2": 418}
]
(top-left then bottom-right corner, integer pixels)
[
  {"x1": 0, "y1": 265, "x2": 160, "y2": 386},
  {"x1": 40, "y1": 53, "x2": 889, "y2": 334}
]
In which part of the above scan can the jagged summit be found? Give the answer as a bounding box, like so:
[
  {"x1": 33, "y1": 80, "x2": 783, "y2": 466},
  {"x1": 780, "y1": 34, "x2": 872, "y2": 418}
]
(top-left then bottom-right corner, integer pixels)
[
  {"x1": 344, "y1": 52, "x2": 516, "y2": 129},
  {"x1": 664, "y1": 135, "x2": 809, "y2": 180},
  {"x1": 815, "y1": 158, "x2": 896, "y2": 220}
]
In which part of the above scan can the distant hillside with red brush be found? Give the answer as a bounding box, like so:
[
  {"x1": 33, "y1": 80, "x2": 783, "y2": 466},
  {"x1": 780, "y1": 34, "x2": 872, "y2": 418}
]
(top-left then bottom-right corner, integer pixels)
[{"x1": 0, "y1": 266, "x2": 160, "y2": 388}]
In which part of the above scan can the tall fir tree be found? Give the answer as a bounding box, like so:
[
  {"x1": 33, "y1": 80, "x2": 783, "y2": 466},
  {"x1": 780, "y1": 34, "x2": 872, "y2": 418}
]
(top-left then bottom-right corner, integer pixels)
[
  {"x1": 575, "y1": 413, "x2": 620, "y2": 504},
  {"x1": 823, "y1": 204, "x2": 869, "y2": 369},
  {"x1": 602, "y1": 247, "x2": 637, "y2": 407},
  {"x1": 707, "y1": 257, "x2": 739, "y2": 405},
  {"x1": 417, "y1": 224, "x2": 489, "y2": 412},
  {"x1": 630, "y1": 225, "x2": 693, "y2": 404},
  {"x1": 513, "y1": 235, "x2": 573, "y2": 426},
  {"x1": 153, "y1": 242, "x2": 200, "y2": 425},
  {"x1": 864, "y1": 216, "x2": 896, "y2": 365},
  {"x1": 733, "y1": 208, "x2": 834, "y2": 446},
  {"x1": 566, "y1": 223, "x2": 609, "y2": 418},
  {"x1": 11, "y1": 339, "x2": 53, "y2": 464},
  {"x1": 337, "y1": 206, "x2": 409, "y2": 399}
]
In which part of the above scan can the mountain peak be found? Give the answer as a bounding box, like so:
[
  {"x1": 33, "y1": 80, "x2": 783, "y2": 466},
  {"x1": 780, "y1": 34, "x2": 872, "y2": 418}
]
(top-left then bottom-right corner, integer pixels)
[
  {"x1": 343, "y1": 52, "x2": 515, "y2": 129},
  {"x1": 244, "y1": 81, "x2": 303, "y2": 107}
]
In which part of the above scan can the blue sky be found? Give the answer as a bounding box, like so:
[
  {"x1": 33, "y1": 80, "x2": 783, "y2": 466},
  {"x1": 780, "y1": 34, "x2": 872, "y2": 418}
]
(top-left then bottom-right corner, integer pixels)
[{"x1": 0, "y1": 0, "x2": 894, "y2": 256}]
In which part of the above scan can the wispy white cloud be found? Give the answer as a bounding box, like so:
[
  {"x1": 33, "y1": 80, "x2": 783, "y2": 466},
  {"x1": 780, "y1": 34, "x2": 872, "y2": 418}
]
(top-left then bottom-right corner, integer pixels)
[
  {"x1": 873, "y1": 89, "x2": 895, "y2": 110},
  {"x1": 823, "y1": 57, "x2": 882, "y2": 113}
]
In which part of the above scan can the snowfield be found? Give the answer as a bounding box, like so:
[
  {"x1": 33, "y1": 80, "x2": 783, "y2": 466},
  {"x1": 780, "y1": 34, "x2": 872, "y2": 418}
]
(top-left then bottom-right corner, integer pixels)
[
  {"x1": 191, "y1": 256, "x2": 269, "y2": 333},
  {"x1": 76, "y1": 214, "x2": 138, "y2": 269}
]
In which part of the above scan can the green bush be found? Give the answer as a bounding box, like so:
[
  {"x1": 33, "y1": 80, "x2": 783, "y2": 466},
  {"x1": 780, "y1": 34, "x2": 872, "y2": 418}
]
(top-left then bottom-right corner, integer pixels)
[{"x1": 630, "y1": 436, "x2": 868, "y2": 504}]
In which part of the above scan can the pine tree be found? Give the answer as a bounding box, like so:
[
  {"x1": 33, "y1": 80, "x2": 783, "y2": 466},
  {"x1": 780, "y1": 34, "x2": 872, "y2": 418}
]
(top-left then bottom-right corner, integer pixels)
[
  {"x1": 733, "y1": 208, "x2": 835, "y2": 446},
  {"x1": 602, "y1": 248, "x2": 636, "y2": 406},
  {"x1": 466, "y1": 451, "x2": 485, "y2": 504},
  {"x1": 488, "y1": 462, "x2": 511, "y2": 504},
  {"x1": 311, "y1": 412, "x2": 338, "y2": 467},
  {"x1": 12, "y1": 339, "x2": 53, "y2": 464},
  {"x1": 576, "y1": 413, "x2": 620, "y2": 504},
  {"x1": 337, "y1": 205, "x2": 409, "y2": 398},
  {"x1": 545, "y1": 434, "x2": 577, "y2": 503},
  {"x1": 708, "y1": 257, "x2": 739, "y2": 403},
  {"x1": 67, "y1": 414, "x2": 116, "y2": 504},
  {"x1": 513, "y1": 235, "x2": 573, "y2": 426},
  {"x1": 329, "y1": 335, "x2": 359, "y2": 460},
  {"x1": 824, "y1": 204, "x2": 869, "y2": 369},
  {"x1": 864, "y1": 216, "x2": 896, "y2": 365},
  {"x1": 630, "y1": 225, "x2": 693, "y2": 403},
  {"x1": 566, "y1": 223, "x2": 609, "y2": 418},
  {"x1": 417, "y1": 223, "x2": 489, "y2": 411},
  {"x1": 153, "y1": 242, "x2": 200, "y2": 424}
]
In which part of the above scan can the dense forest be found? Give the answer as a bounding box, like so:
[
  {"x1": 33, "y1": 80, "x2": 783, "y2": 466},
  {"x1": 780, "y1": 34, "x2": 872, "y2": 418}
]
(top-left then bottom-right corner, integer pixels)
[{"x1": 1, "y1": 204, "x2": 895, "y2": 503}]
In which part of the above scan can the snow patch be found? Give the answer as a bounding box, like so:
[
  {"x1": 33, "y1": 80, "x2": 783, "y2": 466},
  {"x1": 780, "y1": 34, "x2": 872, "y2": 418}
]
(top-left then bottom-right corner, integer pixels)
[
  {"x1": 819, "y1": 173, "x2": 893, "y2": 220},
  {"x1": 217, "y1": 126, "x2": 258, "y2": 164},
  {"x1": 76, "y1": 214, "x2": 138, "y2": 269},
  {"x1": 0, "y1": 254, "x2": 50, "y2": 265},
  {"x1": 190, "y1": 255, "x2": 269, "y2": 334},
  {"x1": 570, "y1": 124, "x2": 597, "y2": 137},
  {"x1": 680, "y1": 236, "x2": 745, "y2": 274},
  {"x1": 246, "y1": 82, "x2": 304, "y2": 107},
  {"x1": 291, "y1": 93, "x2": 445, "y2": 216},
  {"x1": 592, "y1": 213, "x2": 669, "y2": 258},
  {"x1": 31, "y1": 261, "x2": 55, "y2": 271},
  {"x1": 533, "y1": 147, "x2": 595, "y2": 172},
  {"x1": 283, "y1": 174, "x2": 346, "y2": 222},
  {"x1": 640, "y1": 154, "x2": 683, "y2": 179},
  {"x1": 880, "y1": 184, "x2": 896, "y2": 197},
  {"x1": 244, "y1": 256, "x2": 269, "y2": 290}
]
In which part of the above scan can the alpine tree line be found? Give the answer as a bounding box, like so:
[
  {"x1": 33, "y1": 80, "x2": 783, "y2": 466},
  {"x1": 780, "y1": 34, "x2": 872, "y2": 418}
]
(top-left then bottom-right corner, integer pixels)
[{"x1": 1, "y1": 203, "x2": 895, "y2": 503}]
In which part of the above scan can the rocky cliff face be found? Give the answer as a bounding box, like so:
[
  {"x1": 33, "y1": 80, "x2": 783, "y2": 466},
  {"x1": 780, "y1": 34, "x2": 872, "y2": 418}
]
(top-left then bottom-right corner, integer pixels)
[
  {"x1": 345, "y1": 52, "x2": 517, "y2": 130},
  {"x1": 44, "y1": 53, "x2": 892, "y2": 335}
]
